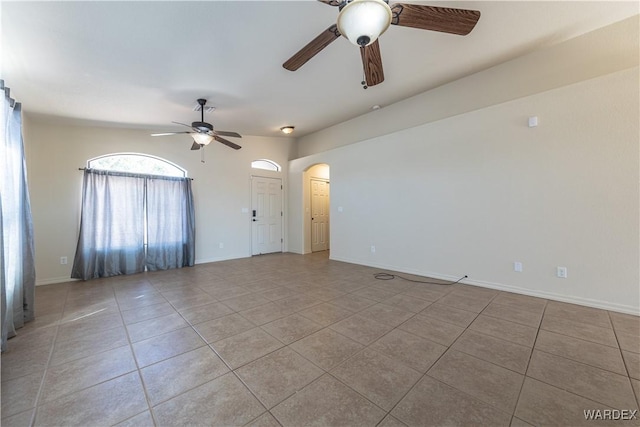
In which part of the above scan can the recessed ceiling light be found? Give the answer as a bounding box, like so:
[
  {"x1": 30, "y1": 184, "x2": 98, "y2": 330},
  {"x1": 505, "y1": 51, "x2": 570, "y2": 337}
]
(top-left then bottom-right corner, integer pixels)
[
  {"x1": 280, "y1": 126, "x2": 295, "y2": 134},
  {"x1": 371, "y1": 105, "x2": 381, "y2": 110}
]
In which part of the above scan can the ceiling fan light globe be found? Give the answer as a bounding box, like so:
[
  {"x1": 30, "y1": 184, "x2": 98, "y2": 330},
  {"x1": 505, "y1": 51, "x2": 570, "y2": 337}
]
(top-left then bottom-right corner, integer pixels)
[
  {"x1": 337, "y1": 0, "x2": 392, "y2": 47},
  {"x1": 191, "y1": 133, "x2": 214, "y2": 146}
]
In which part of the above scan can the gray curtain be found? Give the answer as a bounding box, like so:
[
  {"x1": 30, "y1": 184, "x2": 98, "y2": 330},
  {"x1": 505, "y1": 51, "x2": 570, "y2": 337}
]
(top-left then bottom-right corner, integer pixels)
[
  {"x1": 146, "y1": 176, "x2": 195, "y2": 270},
  {"x1": 71, "y1": 170, "x2": 146, "y2": 280},
  {"x1": 1, "y1": 81, "x2": 36, "y2": 352},
  {"x1": 71, "y1": 170, "x2": 195, "y2": 280}
]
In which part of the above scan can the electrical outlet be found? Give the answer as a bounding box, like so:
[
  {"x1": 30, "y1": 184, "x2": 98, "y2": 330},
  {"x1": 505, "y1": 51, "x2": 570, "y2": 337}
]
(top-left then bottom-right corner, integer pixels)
[
  {"x1": 514, "y1": 262, "x2": 523, "y2": 272},
  {"x1": 557, "y1": 267, "x2": 568, "y2": 278},
  {"x1": 60, "y1": 256, "x2": 68, "y2": 265},
  {"x1": 370, "y1": 245, "x2": 376, "y2": 253}
]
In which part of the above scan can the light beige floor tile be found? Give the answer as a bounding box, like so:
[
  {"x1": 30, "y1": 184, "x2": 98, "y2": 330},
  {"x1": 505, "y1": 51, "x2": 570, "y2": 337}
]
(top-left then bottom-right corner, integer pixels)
[
  {"x1": 41, "y1": 345, "x2": 137, "y2": 403},
  {"x1": 126, "y1": 312, "x2": 189, "y2": 342},
  {"x1": 1, "y1": 409, "x2": 35, "y2": 427},
  {"x1": 329, "y1": 315, "x2": 394, "y2": 345},
  {"x1": 132, "y1": 326, "x2": 206, "y2": 367},
  {"x1": 178, "y1": 301, "x2": 234, "y2": 325},
  {"x1": 0, "y1": 342, "x2": 52, "y2": 382},
  {"x1": 492, "y1": 292, "x2": 547, "y2": 314},
  {"x1": 290, "y1": 328, "x2": 364, "y2": 370},
  {"x1": 331, "y1": 349, "x2": 422, "y2": 410},
  {"x1": 49, "y1": 325, "x2": 129, "y2": 367},
  {"x1": 482, "y1": 301, "x2": 543, "y2": 328},
  {"x1": 141, "y1": 346, "x2": 229, "y2": 405},
  {"x1": 239, "y1": 302, "x2": 297, "y2": 326},
  {"x1": 428, "y1": 350, "x2": 524, "y2": 413},
  {"x1": 420, "y1": 302, "x2": 478, "y2": 327},
  {"x1": 246, "y1": 411, "x2": 281, "y2": 427},
  {"x1": 378, "y1": 414, "x2": 408, "y2": 427},
  {"x1": 352, "y1": 286, "x2": 397, "y2": 302},
  {"x1": 610, "y1": 312, "x2": 640, "y2": 336},
  {"x1": 356, "y1": 303, "x2": 414, "y2": 327},
  {"x1": 399, "y1": 314, "x2": 465, "y2": 346},
  {"x1": 207, "y1": 285, "x2": 252, "y2": 301},
  {"x1": 545, "y1": 301, "x2": 612, "y2": 329},
  {"x1": 617, "y1": 330, "x2": 640, "y2": 353},
  {"x1": 34, "y1": 372, "x2": 147, "y2": 427},
  {"x1": 402, "y1": 286, "x2": 449, "y2": 302},
  {"x1": 121, "y1": 301, "x2": 176, "y2": 325},
  {"x1": 223, "y1": 293, "x2": 271, "y2": 312},
  {"x1": 515, "y1": 377, "x2": 615, "y2": 427},
  {"x1": 271, "y1": 374, "x2": 386, "y2": 426},
  {"x1": 236, "y1": 347, "x2": 323, "y2": 408},
  {"x1": 152, "y1": 372, "x2": 265, "y2": 426},
  {"x1": 113, "y1": 410, "x2": 154, "y2": 427},
  {"x1": 540, "y1": 314, "x2": 619, "y2": 348},
  {"x1": 56, "y1": 310, "x2": 124, "y2": 343},
  {"x1": 369, "y1": 328, "x2": 447, "y2": 373},
  {"x1": 535, "y1": 330, "x2": 627, "y2": 375},
  {"x1": 259, "y1": 286, "x2": 300, "y2": 302},
  {"x1": 273, "y1": 294, "x2": 323, "y2": 312},
  {"x1": 527, "y1": 350, "x2": 637, "y2": 409},
  {"x1": 623, "y1": 350, "x2": 640, "y2": 380},
  {"x1": 1, "y1": 372, "x2": 43, "y2": 419},
  {"x1": 329, "y1": 294, "x2": 378, "y2": 312},
  {"x1": 452, "y1": 329, "x2": 532, "y2": 374},
  {"x1": 261, "y1": 314, "x2": 323, "y2": 345},
  {"x1": 392, "y1": 376, "x2": 511, "y2": 426},
  {"x1": 436, "y1": 292, "x2": 492, "y2": 313},
  {"x1": 117, "y1": 292, "x2": 166, "y2": 311},
  {"x1": 193, "y1": 313, "x2": 255, "y2": 343},
  {"x1": 470, "y1": 315, "x2": 538, "y2": 347},
  {"x1": 383, "y1": 294, "x2": 432, "y2": 313},
  {"x1": 212, "y1": 327, "x2": 283, "y2": 369},
  {"x1": 297, "y1": 302, "x2": 354, "y2": 327}
]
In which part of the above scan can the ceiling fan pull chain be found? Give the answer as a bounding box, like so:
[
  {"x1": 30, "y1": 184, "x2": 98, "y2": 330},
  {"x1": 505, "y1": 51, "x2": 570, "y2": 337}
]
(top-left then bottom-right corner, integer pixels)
[
  {"x1": 361, "y1": 71, "x2": 368, "y2": 90},
  {"x1": 201, "y1": 146, "x2": 205, "y2": 163}
]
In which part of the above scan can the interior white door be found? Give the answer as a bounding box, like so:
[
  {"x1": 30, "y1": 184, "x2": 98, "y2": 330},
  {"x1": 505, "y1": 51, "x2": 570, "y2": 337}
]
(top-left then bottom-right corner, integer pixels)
[
  {"x1": 251, "y1": 176, "x2": 283, "y2": 255},
  {"x1": 311, "y1": 179, "x2": 330, "y2": 252}
]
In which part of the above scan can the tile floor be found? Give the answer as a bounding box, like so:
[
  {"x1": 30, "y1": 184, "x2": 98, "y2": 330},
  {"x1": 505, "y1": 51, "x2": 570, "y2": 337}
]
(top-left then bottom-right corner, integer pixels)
[{"x1": 1, "y1": 252, "x2": 639, "y2": 426}]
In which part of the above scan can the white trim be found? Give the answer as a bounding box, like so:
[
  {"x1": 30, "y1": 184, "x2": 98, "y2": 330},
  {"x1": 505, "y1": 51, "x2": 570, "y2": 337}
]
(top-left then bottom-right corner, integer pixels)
[
  {"x1": 194, "y1": 255, "x2": 251, "y2": 265},
  {"x1": 36, "y1": 277, "x2": 80, "y2": 286},
  {"x1": 330, "y1": 255, "x2": 640, "y2": 316}
]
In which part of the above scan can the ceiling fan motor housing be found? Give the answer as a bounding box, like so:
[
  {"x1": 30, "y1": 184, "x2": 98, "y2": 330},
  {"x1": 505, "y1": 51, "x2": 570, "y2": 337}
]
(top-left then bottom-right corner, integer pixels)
[{"x1": 191, "y1": 121, "x2": 213, "y2": 132}]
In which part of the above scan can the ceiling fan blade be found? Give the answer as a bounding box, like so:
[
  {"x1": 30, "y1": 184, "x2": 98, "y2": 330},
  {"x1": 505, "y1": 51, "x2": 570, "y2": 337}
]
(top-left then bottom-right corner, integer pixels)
[
  {"x1": 190, "y1": 141, "x2": 201, "y2": 151},
  {"x1": 215, "y1": 135, "x2": 242, "y2": 150},
  {"x1": 390, "y1": 3, "x2": 480, "y2": 35},
  {"x1": 283, "y1": 24, "x2": 341, "y2": 71},
  {"x1": 171, "y1": 121, "x2": 194, "y2": 128},
  {"x1": 317, "y1": 0, "x2": 341, "y2": 6},
  {"x1": 214, "y1": 130, "x2": 242, "y2": 138},
  {"x1": 360, "y1": 39, "x2": 384, "y2": 87},
  {"x1": 151, "y1": 132, "x2": 190, "y2": 136}
]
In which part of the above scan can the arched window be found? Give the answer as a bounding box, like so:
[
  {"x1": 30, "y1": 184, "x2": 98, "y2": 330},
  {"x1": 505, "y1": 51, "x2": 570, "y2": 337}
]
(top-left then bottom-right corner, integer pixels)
[
  {"x1": 251, "y1": 159, "x2": 281, "y2": 172},
  {"x1": 88, "y1": 153, "x2": 186, "y2": 177}
]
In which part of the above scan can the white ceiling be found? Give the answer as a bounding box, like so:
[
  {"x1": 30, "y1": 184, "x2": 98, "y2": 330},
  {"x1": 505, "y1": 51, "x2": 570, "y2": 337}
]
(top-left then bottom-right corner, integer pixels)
[{"x1": 2, "y1": 1, "x2": 637, "y2": 138}]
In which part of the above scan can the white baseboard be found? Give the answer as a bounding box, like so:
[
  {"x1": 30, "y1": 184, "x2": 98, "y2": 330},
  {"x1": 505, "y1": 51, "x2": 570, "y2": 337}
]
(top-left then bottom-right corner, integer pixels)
[
  {"x1": 36, "y1": 277, "x2": 79, "y2": 286},
  {"x1": 330, "y1": 255, "x2": 640, "y2": 316}
]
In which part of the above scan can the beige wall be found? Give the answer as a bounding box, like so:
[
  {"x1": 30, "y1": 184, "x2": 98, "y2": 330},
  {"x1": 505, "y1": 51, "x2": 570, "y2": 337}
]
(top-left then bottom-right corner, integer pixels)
[
  {"x1": 24, "y1": 121, "x2": 294, "y2": 284},
  {"x1": 290, "y1": 66, "x2": 639, "y2": 314}
]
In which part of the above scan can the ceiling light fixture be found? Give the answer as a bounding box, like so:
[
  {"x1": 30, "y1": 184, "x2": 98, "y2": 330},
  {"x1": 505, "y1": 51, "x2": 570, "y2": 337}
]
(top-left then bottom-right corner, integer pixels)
[
  {"x1": 280, "y1": 126, "x2": 295, "y2": 134},
  {"x1": 191, "y1": 133, "x2": 214, "y2": 146},
  {"x1": 337, "y1": 0, "x2": 392, "y2": 47}
]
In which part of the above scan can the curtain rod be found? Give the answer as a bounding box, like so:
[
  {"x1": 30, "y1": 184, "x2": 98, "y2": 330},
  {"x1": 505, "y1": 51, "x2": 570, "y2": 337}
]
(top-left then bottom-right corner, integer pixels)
[{"x1": 78, "y1": 168, "x2": 193, "y2": 180}]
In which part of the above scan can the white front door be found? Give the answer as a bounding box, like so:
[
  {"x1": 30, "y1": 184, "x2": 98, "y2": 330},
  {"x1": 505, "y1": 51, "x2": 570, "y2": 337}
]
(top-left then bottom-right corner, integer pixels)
[
  {"x1": 311, "y1": 179, "x2": 330, "y2": 252},
  {"x1": 251, "y1": 176, "x2": 283, "y2": 255}
]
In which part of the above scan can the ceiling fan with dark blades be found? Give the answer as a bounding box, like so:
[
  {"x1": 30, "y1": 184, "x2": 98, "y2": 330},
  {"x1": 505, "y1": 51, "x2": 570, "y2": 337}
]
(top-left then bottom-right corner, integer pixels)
[
  {"x1": 283, "y1": 0, "x2": 481, "y2": 87},
  {"x1": 151, "y1": 99, "x2": 242, "y2": 150}
]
